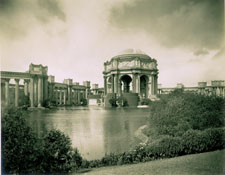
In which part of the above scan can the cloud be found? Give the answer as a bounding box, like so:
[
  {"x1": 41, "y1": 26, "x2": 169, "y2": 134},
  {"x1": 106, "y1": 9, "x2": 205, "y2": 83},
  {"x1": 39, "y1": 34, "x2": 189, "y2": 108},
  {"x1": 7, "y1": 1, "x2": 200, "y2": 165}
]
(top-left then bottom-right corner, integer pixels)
[
  {"x1": 193, "y1": 48, "x2": 209, "y2": 56},
  {"x1": 109, "y1": 0, "x2": 224, "y2": 51},
  {"x1": 0, "y1": 0, "x2": 66, "y2": 39}
]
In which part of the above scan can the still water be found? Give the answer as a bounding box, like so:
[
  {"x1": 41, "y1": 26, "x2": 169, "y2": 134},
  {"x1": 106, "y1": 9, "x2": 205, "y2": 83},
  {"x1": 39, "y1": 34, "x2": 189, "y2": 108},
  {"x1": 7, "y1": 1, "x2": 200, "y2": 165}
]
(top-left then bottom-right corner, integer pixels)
[{"x1": 27, "y1": 106, "x2": 150, "y2": 160}]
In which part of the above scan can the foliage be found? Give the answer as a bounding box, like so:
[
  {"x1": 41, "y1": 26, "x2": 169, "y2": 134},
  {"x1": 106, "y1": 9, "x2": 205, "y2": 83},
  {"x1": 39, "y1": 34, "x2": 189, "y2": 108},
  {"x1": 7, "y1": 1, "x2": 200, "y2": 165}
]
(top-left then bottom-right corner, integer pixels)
[
  {"x1": 41, "y1": 129, "x2": 78, "y2": 173},
  {"x1": 42, "y1": 98, "x2": 50, "y2": 108},
  {"x1": 2, "y1": 107, "x2": 83, "y2": 174},
  {"x1": 1, "y1": 107, "x2": 41, "y2": 174},
  {"x1": 109, "y1": 98, "x2": 117, "y2": 107},
  {"x1": 81, "y1": 98, "x2": 88, "y2": 106},
  {"x1": 148, "y1": 91, "x2": 225, "y2": 137},
  {"x1": 20, "y1": 95, "x2": 30, "y2": 106},
  {"x1": 181, "y1": 128, "x2": 225, "y2": 154},
  {"x1": 117, "y1": 96, "x2": 128, "y2": 107},
  {"x1": 140, "y1": 98, "x2": 152, "y2": 105}
]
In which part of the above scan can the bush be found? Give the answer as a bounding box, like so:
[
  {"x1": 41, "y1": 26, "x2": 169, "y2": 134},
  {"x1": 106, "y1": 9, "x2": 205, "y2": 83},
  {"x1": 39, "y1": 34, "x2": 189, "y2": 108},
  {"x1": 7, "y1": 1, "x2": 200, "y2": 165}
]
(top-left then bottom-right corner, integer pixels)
[
  {"x1": 81, "y1": 98, "x2": 88, "y2": 106},
  {"x1": 117, "y1": 96, "x2": 128, "y2": 107},
  {"x1": 109, "y1": 98, "x2": 117, "y2": 107},
  {"x1": 181, "y1": 128, "x2": 225, "y2": 154},
  {"x1": 2, "y1": 107, "x2": 83, "y2": 174},
  {"x1": 41, "y1": 129, "x2": 77, "y2": 173},
  {"x1": 148, "y1": 91, "x2": 225, "y2": 137},
  {"x1": 2, "y1": 107, "x2": 41, "y2": 174},
  {"x1": 140, "y1": 98, "x2": 152, "y2": 105}
]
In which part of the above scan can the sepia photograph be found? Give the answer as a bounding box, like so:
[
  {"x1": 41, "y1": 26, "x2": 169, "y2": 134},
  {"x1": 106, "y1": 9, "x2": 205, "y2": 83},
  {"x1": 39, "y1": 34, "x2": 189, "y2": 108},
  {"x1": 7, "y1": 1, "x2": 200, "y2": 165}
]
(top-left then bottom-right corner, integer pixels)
[{"x1": 0, "y1": 0, "x2": 224, "y2": 174}]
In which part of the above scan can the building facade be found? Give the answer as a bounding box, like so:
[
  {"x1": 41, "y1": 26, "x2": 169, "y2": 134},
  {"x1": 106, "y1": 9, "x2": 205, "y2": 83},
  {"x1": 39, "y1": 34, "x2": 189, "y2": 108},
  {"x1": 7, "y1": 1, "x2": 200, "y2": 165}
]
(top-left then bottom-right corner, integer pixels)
[
  {"x1": 158, "y1": 81, "x2": 225, "y2": 97},
  {"x1": 1, "y1": 64, "x2": 91, "y2": 107}
]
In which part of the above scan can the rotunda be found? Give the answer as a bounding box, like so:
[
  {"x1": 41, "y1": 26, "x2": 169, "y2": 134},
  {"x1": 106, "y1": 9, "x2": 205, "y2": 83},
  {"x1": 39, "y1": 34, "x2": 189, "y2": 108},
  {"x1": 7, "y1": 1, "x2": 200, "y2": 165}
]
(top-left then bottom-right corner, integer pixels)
[{"x1": 103, "y1": 48, "x2": 159, "y2": 106}]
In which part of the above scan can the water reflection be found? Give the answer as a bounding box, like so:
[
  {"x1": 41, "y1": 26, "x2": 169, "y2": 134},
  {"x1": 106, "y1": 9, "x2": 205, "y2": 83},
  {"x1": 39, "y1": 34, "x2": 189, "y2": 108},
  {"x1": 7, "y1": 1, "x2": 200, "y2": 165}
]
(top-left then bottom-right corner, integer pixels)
[{"x1": 27, "y1": 106, "x2": 150, "y2": 160}]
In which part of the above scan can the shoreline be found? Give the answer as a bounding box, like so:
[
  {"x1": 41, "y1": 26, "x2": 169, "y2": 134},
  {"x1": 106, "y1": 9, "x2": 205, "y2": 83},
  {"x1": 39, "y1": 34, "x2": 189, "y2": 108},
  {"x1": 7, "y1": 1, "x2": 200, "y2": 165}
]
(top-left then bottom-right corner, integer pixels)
[{"x1": 134, "y1": 125, "x2": 149, "y2": 143}]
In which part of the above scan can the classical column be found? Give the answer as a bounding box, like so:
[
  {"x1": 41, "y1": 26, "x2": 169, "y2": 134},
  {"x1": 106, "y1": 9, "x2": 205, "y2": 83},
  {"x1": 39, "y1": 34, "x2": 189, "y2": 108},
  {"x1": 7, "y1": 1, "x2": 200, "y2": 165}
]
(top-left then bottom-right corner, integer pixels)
[
  {"x1": 29, "y1": 78, "x2": 34, "y2": 107},
  {"x1": 111, "y1": 74, "x2": 114, "y2": 93},
  {"x1": 43, "y1": 77, "x2": 48, "y2": 100},
  {"x1": 59, "y1": 88, "x2": 62, "y2": 105},
  {"x1": 38, "y1": 77, "x2": 43, "y2": 107},
  {"x1": 15, "y1": 79, "x2": 20, "y2": 107},
  {"x1": 136, "y1": 74, "x2": 140, "y2": 94},
  {"x1": 77, "y1": 91, "x2": 80, "y2": 104},
  {"x1": 64, "y1": 89, "x2": 67, "y2": 105},
  {"x1": 5, "y1": 78, "x2": 10, "y2": 106},
  {"x1": 24, "y1": 79, "x2": 29, "y2": 96},
  {"x1": 154, "y1": 75, "x2": 158, "y2": 95},
  {"x1": 104, "y1": 76, "x2": 107, "y2": 95},
  {"x1": 114, "y1": 74, "x2": 118, "y2": 93},
  {"x1": 151, "y1": 75, "x2": 154, "y2": 95},
  {"x1": 67, "y1": 86, "x2": 71, "y2": 105},
  {"x1": 132, "y1": 74, "x2": 136, "y2": 93}
]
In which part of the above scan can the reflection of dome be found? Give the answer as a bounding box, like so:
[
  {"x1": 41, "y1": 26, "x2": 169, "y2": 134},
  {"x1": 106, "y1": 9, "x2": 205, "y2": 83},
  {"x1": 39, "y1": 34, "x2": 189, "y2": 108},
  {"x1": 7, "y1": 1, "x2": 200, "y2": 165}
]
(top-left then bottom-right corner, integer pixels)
[{"x1": 117, "y1": 48, "x2": 146, "y2": 55}]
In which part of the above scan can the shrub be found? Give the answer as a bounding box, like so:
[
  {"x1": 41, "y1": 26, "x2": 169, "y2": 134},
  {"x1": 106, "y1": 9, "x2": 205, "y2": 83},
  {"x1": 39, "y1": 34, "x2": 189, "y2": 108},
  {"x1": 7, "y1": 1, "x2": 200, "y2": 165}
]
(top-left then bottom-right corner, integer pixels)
[
  {"x1": 148, "y1": 91, "x2": 224, "y2": 137},
  {"x1": 81, "y1": 98, "x2": 88, "y2": 106},
  {"x1": 140, "y1": 98, "x2": 152, "y2": 105},
  {"x1": 109, "y1": 98, "x2": 117, "y2": 107},
  {"x1": 181, "y1": 128, "x2": 225, "y2": 154},
  {"x1": 1, "y1": 107, "x2": 41, "y2": 174},
  {"x1": 117, "y1": 96, "x2": 128, "y2": 107},
  {"x1": 41, "y1": 129, "x2": 76, "y2": 173}
]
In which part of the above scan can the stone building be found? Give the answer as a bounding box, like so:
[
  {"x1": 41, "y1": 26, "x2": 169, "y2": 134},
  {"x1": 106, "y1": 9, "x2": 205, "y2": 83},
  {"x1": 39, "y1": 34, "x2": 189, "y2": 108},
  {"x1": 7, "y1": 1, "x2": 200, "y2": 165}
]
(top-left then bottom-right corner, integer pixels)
[
  {"x1": 158, "y1": 81, "x2": 225, "y2": 97},
  {"x1": 1, "y1": 64, "x2": 90, "y2": 107},
  {"x1": 103, "y1": 49, "x2": 159, "y2": 107}
]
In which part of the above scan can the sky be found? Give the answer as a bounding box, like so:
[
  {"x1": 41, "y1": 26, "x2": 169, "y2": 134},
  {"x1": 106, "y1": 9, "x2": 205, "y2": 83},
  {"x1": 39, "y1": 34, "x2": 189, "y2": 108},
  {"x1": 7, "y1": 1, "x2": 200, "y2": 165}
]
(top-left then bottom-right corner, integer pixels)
[{"x1": 0, "y1": 0, "x2": 224, "y2": 87}]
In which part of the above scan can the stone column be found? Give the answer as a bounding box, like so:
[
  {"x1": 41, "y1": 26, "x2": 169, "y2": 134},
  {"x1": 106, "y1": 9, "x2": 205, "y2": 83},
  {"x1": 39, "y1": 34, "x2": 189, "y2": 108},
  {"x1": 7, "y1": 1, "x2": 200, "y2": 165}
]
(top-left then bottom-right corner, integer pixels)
[
  {"x1": 64, "y1": 89, "x2": 67, "y2": 105},
  {"x1": 38, "y1": 77, "x2": 43, "y2": 107},
  {"x1": 151, "y1": 75, "x2": 154, "y2": 95},
  {"x1": 77, "y1": 91, "x2": 80, "y2": 104},
  {"x1": 111, "y1": 74, "x2": 114, "y2": 93},
  {"x1": 104, "y1": 76, "x2": 107, "y2": 95},
  {"x1": 114, "y1": 74, "x2": 118, "y2": 93},
  {"x1": 68, "y1": 86, "x2": 71, "y2": 105},
  {"x1": 34, "y1": 78, "x2": 38, "y2": 107},
  {"x1": 43, "y1": 77, "x2": 48, "y2": 100},
  {"x1": 15, "y1": 79, "x2": 20, "y2": 107},
  {"x1": 29, "y1": 78, "x2": 34, "y2": 107},
  {"x1": 132, "y1": 74, "x2": 136, "y2": 93},
  {"x1": 5, "y1": 78, "x2": 10, "y2": 106},
  {"x1": 59, "y1": 88, "x2": 62, "y2": 105},
  {"x1": 136, "y1": 74, "x2": 140, "y2": 94},
  {"x1": 24, "y1": 79, "x2": 29, "y2": 96},
  {"x1": 154, "y1": 75, "x2": 158, "y2": 95}
]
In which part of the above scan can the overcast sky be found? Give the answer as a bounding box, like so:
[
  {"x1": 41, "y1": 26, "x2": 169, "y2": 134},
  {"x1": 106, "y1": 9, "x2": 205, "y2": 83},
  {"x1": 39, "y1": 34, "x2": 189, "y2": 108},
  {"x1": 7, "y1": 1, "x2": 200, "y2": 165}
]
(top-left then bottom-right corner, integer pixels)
[{"x1": 0, "y1": 0, "x2": 224, "y2": 87}]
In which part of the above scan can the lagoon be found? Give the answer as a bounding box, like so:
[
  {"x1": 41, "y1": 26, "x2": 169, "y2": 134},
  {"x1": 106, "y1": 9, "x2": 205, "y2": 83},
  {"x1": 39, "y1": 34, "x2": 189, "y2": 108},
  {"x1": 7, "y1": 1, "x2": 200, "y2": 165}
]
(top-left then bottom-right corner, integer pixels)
[{"x1": 27, "y1": 106, "x2": 150, "y2": 160}]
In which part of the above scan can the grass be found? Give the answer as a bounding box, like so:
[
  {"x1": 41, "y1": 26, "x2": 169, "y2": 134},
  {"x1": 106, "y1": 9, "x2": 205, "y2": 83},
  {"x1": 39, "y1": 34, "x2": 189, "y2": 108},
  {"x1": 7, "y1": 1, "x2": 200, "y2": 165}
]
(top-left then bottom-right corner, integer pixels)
[{"x1": 74, "y1": 150, "x2": 225, "y2": 175}]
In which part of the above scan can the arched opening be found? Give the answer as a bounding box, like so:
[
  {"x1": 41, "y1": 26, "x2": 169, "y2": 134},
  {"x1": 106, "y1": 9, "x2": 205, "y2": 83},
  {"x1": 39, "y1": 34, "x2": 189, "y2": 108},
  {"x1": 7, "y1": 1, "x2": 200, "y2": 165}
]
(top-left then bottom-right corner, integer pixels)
[
  {"x1": 140, "y1": 75, "x2": 149, "y2": 98},
  {"x1": 120, "y1": 75, "x2": 132, "y2": 93}
]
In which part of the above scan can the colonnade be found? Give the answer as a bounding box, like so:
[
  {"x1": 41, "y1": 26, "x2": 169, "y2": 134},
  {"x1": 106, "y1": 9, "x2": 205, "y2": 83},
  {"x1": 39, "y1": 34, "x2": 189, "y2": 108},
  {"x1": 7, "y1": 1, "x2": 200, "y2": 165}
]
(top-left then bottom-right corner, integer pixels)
[
  {"x1": 53, "y1": 87, "x2": 85, "y2": 105},
  {"x1": 104, "y1": 72, "x2": 158, "y2": 98},
  {"x1": 2, "y1": 75, "x2": 48, "y2": 107}
]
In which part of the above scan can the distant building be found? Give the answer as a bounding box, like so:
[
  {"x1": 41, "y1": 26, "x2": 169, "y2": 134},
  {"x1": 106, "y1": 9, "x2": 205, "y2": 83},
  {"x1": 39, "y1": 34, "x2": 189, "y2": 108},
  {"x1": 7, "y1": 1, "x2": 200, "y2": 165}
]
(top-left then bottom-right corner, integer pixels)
[{"x1": 158, "y1": 81, "x2": 225, "y2": 97}]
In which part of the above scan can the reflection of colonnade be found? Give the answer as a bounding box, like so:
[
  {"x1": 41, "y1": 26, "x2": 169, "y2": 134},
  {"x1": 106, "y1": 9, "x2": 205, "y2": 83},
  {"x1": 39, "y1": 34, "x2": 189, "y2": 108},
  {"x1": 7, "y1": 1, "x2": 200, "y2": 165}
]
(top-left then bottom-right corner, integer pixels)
[{"x1": 1, "y1": 64, "x2": 90, "y2": 107}]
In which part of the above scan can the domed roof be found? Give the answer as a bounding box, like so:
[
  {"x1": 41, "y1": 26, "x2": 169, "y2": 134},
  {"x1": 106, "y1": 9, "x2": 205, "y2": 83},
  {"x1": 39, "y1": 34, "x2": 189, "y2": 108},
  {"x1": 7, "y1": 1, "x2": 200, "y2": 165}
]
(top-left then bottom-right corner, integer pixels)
[{"x1": 117, "y1": 48, "x2": 146, "y2": 55}]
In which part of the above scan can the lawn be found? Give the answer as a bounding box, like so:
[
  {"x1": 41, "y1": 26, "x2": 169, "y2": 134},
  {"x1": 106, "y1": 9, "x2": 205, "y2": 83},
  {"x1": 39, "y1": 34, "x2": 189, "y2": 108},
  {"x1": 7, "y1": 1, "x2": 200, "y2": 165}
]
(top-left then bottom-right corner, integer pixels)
[{"x1": 75, "y1": 149, "x2": 225, "y2": 175}]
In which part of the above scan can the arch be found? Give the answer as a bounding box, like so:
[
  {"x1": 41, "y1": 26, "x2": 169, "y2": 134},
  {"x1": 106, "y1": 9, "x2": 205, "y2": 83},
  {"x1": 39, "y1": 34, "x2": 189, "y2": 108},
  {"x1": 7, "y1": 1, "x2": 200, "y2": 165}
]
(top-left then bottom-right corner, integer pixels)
[
  {"x1": 140, "y1": 75, "x2": 149, "y2": 98},
  {"x1": 120, "y1": 75, "x2": 132, "y2": 93}
]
